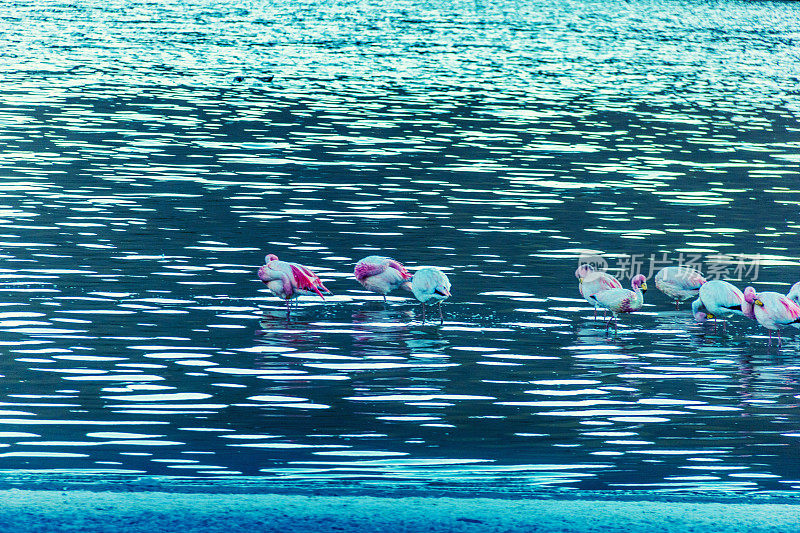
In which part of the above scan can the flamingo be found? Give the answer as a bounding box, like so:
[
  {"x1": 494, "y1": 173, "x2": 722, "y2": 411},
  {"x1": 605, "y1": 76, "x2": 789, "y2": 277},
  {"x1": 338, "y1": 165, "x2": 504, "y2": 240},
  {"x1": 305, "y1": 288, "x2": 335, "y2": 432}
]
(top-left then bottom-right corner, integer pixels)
[
  {"x1": 744, "y1": 287, "x2": 800, "y2": 347},
  {"x1": 655, "y1": 266, "x2": 706, "y2": 309},
  {"x1": 691, "y1": 280, "x2": 746, "y2": 330},
  {"x1": 575, "y1": 264, "x2": 622, "y2": 319},
  {"x1": 257, "y1": 254, "x2": 331, "y2": 316},
  {"x1": 410, "y1": 267, "x2": 451, "y2": 324},
  {"x1": 591, "y1": 274, "x2": 647, "y2": 331},
  {"x1": 354, "y1": 256, "x2": 412, "y2": 302}
]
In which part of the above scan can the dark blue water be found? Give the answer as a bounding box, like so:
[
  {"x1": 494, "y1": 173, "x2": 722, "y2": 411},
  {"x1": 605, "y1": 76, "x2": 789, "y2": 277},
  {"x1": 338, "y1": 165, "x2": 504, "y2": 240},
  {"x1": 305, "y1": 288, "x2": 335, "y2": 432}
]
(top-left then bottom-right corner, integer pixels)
[{"x1": 0, "y1": 0, "x2": 799, "y2": 494}]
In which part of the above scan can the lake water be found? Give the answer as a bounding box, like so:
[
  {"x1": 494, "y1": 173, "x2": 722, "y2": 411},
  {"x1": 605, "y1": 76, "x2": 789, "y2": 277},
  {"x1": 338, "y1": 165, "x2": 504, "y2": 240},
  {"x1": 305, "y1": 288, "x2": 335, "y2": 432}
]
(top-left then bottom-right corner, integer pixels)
[{"x1": 1, "y1": 0, "x2": 800, "y2": 494}]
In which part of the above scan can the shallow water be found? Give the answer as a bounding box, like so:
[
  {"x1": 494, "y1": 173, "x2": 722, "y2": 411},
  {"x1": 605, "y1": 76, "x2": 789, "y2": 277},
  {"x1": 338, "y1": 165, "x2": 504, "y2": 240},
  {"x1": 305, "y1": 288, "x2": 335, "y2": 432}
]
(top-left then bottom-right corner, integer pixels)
[{"x1": 1, "y1": 0, "x2": 800, "y2": 494}]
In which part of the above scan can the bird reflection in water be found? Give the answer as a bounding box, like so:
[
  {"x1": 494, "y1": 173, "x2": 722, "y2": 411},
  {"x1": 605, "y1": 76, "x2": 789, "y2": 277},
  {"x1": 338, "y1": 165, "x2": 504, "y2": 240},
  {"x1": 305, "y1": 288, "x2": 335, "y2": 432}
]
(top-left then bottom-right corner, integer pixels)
[{"x1": 351, "y1": 308, "x2": 450, "y2": 361}]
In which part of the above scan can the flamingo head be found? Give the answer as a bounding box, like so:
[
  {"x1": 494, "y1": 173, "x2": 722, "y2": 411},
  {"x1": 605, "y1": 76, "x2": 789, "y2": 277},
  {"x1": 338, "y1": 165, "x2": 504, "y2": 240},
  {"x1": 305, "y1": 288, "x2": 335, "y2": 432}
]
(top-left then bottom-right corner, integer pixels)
[
  {"x1": 691, "y1": 298, "x2": 711, "y2": 323},
  {"x1": 265, "y1": 253, "x2": 279, "y2": 263},
  {"x1": 575, "y1": 264, "x2": 594, "y2": 281},
  {"x1": 632, "y1": 274, "x2": 647, "y2": 292},
  {"x1": 789, "y1": 281, "x2": 800, "y2": 304},
  {"x1": 743, "y1": 286, "x2": 757, "y2": 304}
]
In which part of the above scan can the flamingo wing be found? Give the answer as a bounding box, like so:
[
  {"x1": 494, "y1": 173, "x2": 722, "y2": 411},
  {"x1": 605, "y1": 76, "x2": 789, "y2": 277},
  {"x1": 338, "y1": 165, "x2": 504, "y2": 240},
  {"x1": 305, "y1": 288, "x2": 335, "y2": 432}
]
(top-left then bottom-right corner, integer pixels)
[
  {"x1": 593, "y1": 289, "x2": 627, "y2": 312},
  {"x1": 779, "y1": 297, "x2": 800, "y2": 319},
  {"x1": 598, "y1": 276, "x2": 622, "y2": 290},
  {"x1": 700, "y1": 281, "x2": 744, "y2": 315},
  {"x1": 683, "y1": 271, "x2": 706, "y2": 290},
  {"x1": 752, "y1": 292, "x2": 800, "y2": 330},
  {"x1": 658, "y1": 267, "x2": 705, "y2": 290},
  {"x1": 388, "y1": 260, "x2": 412, "y2": 280},
  {"x1": 290, "y1": 264, "x2": 325, "y2": 299},
  {"x1": 354, "y1": 260, "x2": 386, "y2": 281}
]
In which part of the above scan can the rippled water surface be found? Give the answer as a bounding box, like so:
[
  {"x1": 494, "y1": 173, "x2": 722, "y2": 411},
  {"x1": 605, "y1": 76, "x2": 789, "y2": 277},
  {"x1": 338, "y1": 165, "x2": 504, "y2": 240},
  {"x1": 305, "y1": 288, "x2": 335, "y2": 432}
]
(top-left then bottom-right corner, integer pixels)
[{"x1": 2, "y1": 0, "x2": 800, "y2": 494}]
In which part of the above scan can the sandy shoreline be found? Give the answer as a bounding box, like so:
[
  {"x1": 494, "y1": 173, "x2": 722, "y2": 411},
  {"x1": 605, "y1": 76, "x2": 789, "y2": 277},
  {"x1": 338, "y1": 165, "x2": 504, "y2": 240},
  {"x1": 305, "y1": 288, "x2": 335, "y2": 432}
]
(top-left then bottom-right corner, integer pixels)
[{"x1": 0, "y1": 489, "x2": 797, "y2": 532}]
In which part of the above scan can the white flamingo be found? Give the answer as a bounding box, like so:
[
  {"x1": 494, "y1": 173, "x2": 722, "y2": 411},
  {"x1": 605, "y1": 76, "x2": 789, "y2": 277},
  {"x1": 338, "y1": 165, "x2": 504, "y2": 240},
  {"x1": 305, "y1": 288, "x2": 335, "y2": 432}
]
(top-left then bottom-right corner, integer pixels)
[
  {"x1": 575, "y1": 264, "x2": 622, "y2": 319},
  {"x1": 691, "y1": 280, "x2": 747, "y2": 331},
  {"x1": 410, "y1": 267, "x2": 451, "y2": 324},
  {"x1": 592, "y1": 274, "x2": 647, "y2": 331},
  {"x1": 655, "y1": 266, "x2": 706, "y2": 309}
]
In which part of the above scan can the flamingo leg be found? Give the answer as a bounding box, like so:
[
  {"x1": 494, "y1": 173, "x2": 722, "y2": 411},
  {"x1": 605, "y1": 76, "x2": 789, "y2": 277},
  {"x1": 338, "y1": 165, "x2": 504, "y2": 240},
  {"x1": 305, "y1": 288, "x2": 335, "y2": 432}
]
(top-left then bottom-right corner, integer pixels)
[
  {"x1": 675, "y1": 301, "x2": 680, "y2": 311},
  {"x1": 594, "y1": 306, "x2": 597, "y2": 320},
  {"x1": 421, "y1": 304, "x2": 426, "y2": 324},
  {"x1": 383, "y1": 295, "x2": 387, "y2": 304},
  {"x1": 438, "y1": 302, "x2": 443, "y2": 325},
  {"x1": 778, "y1": 333, "x2": 783, "y2": 348},
  {"x1": 285, "y1": 299, "x2": 291, "y2": 318},
  {"x1": 768, "y1": 330, "x2": 772, "y2": 346}
]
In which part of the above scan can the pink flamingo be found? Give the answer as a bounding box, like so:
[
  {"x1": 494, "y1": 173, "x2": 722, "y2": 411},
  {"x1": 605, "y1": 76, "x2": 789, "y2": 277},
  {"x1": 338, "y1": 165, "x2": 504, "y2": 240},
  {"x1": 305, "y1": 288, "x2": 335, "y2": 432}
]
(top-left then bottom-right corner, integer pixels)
[
  {"x1": 354, "y1": 256, "x2": 412, "y2": 302},
  {"x1": 592, "y1": 274, "x2": 647, "y2": 331},
  {"x1": 257, "y1": 254, "x2": 331, "y2": 316},
  {"x1": 655, "y1": 266, "x2": 706, "y2": 309},
  {"x1": 575, "y1": 264, "x2": 622, "y2": 319},
  {"x1": 744, "y1": 287, "x2": 800, "y2": 347}
]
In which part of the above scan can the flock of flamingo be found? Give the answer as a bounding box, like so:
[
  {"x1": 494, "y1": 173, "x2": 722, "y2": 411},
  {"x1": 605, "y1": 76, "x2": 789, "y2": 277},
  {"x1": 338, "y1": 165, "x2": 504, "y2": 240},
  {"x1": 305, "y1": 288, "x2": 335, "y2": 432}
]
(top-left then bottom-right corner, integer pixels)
[
  {"x1": 577, "y1": 264, "x2": 800, "y2": 345},
  {"x1": 255, "y1": 254, "x2": 800, "y2": 343},
  {"x1": 257, "y1": 254, "x2": 451, "y2": 323}
]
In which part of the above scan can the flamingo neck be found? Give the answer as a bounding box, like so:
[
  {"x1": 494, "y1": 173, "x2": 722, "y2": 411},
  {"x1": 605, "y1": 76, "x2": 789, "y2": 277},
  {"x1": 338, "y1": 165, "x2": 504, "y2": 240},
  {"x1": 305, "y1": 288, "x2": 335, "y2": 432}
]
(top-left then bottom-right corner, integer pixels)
[
  {"x1": 630, "y1": 288, "x2": 644, "y2": 309},
  {"x1": 741, "y1": 299, "x2": 755, "y2": 319}
]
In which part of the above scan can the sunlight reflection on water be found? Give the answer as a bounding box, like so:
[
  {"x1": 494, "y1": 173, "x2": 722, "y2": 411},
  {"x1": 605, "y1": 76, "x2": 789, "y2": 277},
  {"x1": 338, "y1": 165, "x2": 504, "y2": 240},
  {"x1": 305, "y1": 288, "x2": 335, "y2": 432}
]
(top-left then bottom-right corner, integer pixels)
[{"x1": 0, "y1": 0, "x2": 798, "y2": 494}]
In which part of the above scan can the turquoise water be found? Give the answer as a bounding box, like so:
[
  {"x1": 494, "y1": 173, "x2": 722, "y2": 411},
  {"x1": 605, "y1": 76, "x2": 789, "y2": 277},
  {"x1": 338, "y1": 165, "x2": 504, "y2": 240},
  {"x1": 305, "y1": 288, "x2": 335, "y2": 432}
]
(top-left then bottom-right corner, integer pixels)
[{"x1": 0, "y1": 0, "x2": 799, "y2": 493}]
